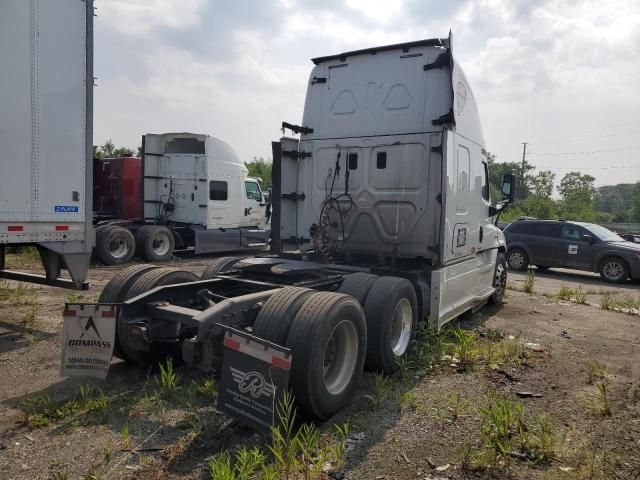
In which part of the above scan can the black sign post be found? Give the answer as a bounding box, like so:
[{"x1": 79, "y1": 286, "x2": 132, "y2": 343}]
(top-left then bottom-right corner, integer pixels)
[{"x1": 217, "y1": 326, "x2": 292, "y2": 433}]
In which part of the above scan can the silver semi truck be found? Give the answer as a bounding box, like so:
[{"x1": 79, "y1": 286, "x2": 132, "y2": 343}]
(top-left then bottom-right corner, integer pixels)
[{"x1": 65, "y1": 35, "x2": 515, "y2": 428}]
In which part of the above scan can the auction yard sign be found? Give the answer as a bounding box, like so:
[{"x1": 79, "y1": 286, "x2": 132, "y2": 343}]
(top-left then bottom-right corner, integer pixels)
[{"x1": 60, "y1": 304, "x2": 117, "y2": 380}]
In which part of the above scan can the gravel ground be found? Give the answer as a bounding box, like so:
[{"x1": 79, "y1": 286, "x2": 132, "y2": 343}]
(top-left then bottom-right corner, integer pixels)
[{"x1": 0, "y1": 255, "x2": 639, "y2": 479}]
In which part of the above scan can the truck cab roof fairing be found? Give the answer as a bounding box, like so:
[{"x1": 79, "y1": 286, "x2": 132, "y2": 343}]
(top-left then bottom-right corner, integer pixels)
[{"x1": 302, "y1": 32, "x2": 484, "y2": 147}]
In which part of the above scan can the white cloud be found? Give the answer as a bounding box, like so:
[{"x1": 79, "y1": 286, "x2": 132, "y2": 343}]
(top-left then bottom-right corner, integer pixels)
[
  {"x1": 94, "y1": 0, "x2": 640, "y2": 185},
  {"x1": 99, "y1": 0, "x2": 205, "y2": 34}
]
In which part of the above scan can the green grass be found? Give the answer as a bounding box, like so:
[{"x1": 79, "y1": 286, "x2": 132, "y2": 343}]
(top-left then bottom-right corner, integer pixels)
[
  {"x1": 523, "y1": 270, "x2": 535, "y2": 294},
  {"x1": 451, "y1": 327, "x2": 478, "y2": 370},
  {"x1": 19, "y1": 385, "x2": 111, "y2": 428},
  {"x1": 589, "y1": 382, "x2": 612, "y2": 417},
  {"x1": 585, "y1": 360, "x2": 607, "y2": 384},
  {"x1": 155, "y1": 358, "x2": 180, "y2": 397}
]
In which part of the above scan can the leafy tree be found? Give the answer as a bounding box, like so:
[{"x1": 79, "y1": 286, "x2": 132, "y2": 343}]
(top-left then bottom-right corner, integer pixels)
[
  {"x1": 529, "y1": 170, "x2": 555, "y2": 197},
  {"x1": 487, "y1": 157, "x2": 535, "y2": 203},
  {"x1": 93, "y1": 139, "x2": 135, "y2": 159},
  {"x1": 245, "y1": 157, "x2": 273, "y2": 190},
  {"x1": 632, "y1": 183, "x2": 640, "y2": 222},
  {"x1": 557, "y1": 172, "x2": 596, "y2": 221}
]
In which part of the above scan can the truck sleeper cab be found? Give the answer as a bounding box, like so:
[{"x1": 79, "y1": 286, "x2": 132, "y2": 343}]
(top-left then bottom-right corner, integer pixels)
[
  {"x1": 69, "y1": 36, "x2": 513, "y2": 427},
  {"x1": 92, "y1": 133, "x2": 270, "y2": 265}
]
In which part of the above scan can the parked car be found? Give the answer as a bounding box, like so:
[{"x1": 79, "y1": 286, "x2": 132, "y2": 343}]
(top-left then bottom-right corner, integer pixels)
[
  {"x1": 620, "y1": 233, "x2": 640, "y2": 244},
  {"x1": 504, "y1": 220, "x2": 640, "y2": 283}
]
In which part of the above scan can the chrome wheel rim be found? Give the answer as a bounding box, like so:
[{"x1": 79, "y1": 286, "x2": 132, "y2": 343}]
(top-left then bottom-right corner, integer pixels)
[
  {"x1": 109, "y1": 234, "x2": 129, "y2": 259},
  {"x1": 603, "y1": 261, "x2": 624, "y2": 281},
  {"x1": 323, "y1": 320, "x2": 358, "y2": 395},
  {"x1": 152, "y1": 232, "x2": 171, "y2": 256},
  {"x1": 390, "y1": 298, "x2": 412, "y2": 356},
  {"x1": 509, "y1": 251, "x2": 525, "y2": 269}
]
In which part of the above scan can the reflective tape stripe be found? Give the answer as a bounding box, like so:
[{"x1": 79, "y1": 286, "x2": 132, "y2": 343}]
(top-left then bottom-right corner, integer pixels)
[
  {"x1": 8, "y1": 226, "x2": 23, "y2": 232},
  {"x1": 55, "y1": 225, "x2": 69, "y2": 231}
]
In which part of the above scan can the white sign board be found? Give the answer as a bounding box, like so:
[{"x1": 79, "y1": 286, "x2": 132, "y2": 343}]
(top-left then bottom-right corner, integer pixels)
[{"x1": 60, "y1": 304, "x2": 117, "y2": 380}]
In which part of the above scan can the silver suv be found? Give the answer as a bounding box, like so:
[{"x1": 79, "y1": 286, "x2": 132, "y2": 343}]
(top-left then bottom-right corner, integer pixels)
[{"x1": 504, "y1": 220, "x2": 640, "y2": 283}]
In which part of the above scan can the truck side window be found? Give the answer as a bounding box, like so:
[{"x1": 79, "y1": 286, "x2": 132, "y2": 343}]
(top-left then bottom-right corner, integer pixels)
[
  {"x1": 244, "y1": 181, "x2": 262, "y2": 201},
  {"x1": 209, "y1": 180, "x2": 228, "y2": 201},
  {"x1": 348, "y1": 153, "x2": 358, "y2": 170},
  {"x1": 482, "y1": 162, "x2": 490, "y2": 201},
  {"x1": 376, "y1": 151, "x2": 387, "y2": 169}
]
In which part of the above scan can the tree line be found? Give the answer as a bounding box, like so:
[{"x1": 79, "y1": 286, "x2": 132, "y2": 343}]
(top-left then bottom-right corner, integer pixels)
[{"x1": 488, "y1": 156, "x2": 640, "y2": 223}]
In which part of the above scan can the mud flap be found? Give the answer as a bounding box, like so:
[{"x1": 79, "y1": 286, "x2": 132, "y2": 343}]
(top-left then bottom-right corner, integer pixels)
[
  {"x1": 60, "y1": 304, "x2": 117, "y2": 380},
  {"x1": 217, "y1": 326, "x2": 292, "y2": 432}
]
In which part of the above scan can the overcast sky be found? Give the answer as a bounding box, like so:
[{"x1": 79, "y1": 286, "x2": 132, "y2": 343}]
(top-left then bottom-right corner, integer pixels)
[{"x1": 94, "y1": 0, "x2": 640, "y2": 187}]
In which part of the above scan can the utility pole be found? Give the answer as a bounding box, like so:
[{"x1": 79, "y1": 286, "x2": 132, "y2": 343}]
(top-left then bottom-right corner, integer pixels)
[{"x1": 520, "y1": 142, "x2": 528, "y2": 200}]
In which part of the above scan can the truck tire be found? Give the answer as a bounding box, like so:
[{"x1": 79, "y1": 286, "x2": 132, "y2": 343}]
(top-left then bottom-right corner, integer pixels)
[
  {"x1": 118, "y1": 268, "x2": 199, "y2": 365},
  {"x1": 139, "y1": 226, "x2": 175, "y2": 262},
  {"x1": 599, "y1": 257, "x2": 629, "y2": 283},
  {"x1": 337, "y1": 272, "x2": 379, "y2": 304},
  {"x1": 506, "y1": 248, "x2": 529, "y2": 271},
  {"x1": 95, "y1": 225, "x2": 136, "y2": 265},
  {"x1": 488, "y1": 253, "x2": 507, "y2": 305},
  {"x1": 286, "y1": 291, "x2": 366, "y2": 420},
  {"x1": 98, "y1": 264, "x2": 160, "y2": 359},
  {"x1": 134, "y1": 225, "x2": 153, "y2": 257},
  {"x1": 363, "y1": 276, "x2": 418, "y2": 373},
  {"x1": 201, "y1": 256, "x2": 244, "y2": 279},
  {"x1": 252, "y1": 287, "x2": 314, "y2": 345}
]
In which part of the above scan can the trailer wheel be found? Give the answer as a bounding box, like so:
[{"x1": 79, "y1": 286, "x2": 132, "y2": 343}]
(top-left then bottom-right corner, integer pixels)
[
  {"x1": 252, "y1": 287, "x2": 314, "y2": 345},
  {"x1": 337, "y1": 272, "x2": 379, "y2": 304},
  {"x1": 286, "y1": 292, "x2": 366, "y2": 420},
  {"x1": 363, "y1": 276, "x2": 418, "y2": 373},
  {"x1": 488, "y1": 253, "x2": 507, "y2": 305},
  {"x1": 118, "y1": 267, "x2": 199, "y2": 365},
  {"x1": 201, "y1": 256, "x2": 244, "y2": 279},
  {"x1": 95, "y1": 226, "x2": 136, "y2": 265},
  {"x1": 140, "y1": 226, "x2": 175, "y2": 262},
  {"x1": 98, "y1": 264, "x2": 160, "y2": 359}
]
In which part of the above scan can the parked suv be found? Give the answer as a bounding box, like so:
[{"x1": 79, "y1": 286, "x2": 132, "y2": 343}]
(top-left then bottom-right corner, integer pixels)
[{"x1": 504, "y1": 220, "x2": 640, "y2": 283}]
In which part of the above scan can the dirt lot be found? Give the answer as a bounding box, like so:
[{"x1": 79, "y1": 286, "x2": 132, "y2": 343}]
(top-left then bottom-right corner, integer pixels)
[{"x1": 1, "y1": 255, "x2": 639, "y2": 480}]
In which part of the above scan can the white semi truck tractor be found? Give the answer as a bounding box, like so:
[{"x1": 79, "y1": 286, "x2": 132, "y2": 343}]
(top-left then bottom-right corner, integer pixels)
[{"x1": 66, "y1": 35, "x2": 515, "y2": 430}]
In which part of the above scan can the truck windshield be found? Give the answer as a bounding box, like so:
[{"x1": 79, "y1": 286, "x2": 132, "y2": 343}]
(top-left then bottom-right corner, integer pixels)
[{"x1": 584, "y1": 224, "x2": 624, "y2": 242}]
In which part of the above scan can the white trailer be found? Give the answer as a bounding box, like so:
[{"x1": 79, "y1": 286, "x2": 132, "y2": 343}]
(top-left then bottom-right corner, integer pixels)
[
  {"x1": 66, "y1": 35, "x2": 516, "y2": 429},
  {"x1": 0, "y1": 0, "x2": 93, "y2": 288},
  {"x1": 92, "y1": 133, "x2": 270, "y2": 265}
]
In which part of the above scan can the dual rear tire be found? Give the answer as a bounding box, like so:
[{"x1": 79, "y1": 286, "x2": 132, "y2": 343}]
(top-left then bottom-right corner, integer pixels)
[
  {"x1": 101, "y1": 266, "x2": 198, "y2": 365},
  {"x1": 95, "y1": 225, "x2": 175, "y2": 266},
  {"x1": 255, "y1": 274, "x2": 418, "y2": 420}
]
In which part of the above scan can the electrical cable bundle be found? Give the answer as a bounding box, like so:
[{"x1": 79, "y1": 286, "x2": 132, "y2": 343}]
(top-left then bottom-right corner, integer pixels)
[{"x1": 314, "y1": 148, "x2": 355, "y2": 262}]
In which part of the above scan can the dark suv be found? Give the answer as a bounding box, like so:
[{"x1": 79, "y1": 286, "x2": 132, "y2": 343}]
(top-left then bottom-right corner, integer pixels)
[{"x1": 504, "y1": 220, "x2": 640, "y2": 283}]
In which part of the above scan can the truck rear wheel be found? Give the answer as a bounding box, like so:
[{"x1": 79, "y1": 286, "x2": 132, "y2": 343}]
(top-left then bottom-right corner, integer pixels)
[
  {"x1": 118, "y1": 267, "x2": 199, "y2": 365},
  {"x1": 99, "y1": 264, "x2": 160, "y2": 359},
  {"x1": 140, "y1": 226, "x2": 175, "y2": 262},
  {"x1": 201, "y1": 256, "x2": 244, "y2": 279},
  {"x1": 337, "y1": 272, "x2": 379, "y2": 304},
  {"x1": 363, "y1": 276, "x2": 418, "y2": 373},
  {"x1": 252, "y1": 287, "x2": 314, "y2": 345},
  {"x1": 286, "y1": 292, "x2": 366, "y2": 420},
  {"x1": 96, "y1": 225, "x2": 136, "y2": 265},
  {"x1": 488, "y1": 253, "x2": 507, "y2": 305}
]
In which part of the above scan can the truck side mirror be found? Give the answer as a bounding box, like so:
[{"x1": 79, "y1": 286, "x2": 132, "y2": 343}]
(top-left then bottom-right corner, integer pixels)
[{"x1": 501, "y1": 174, "x2": 515, "y2": 204}]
